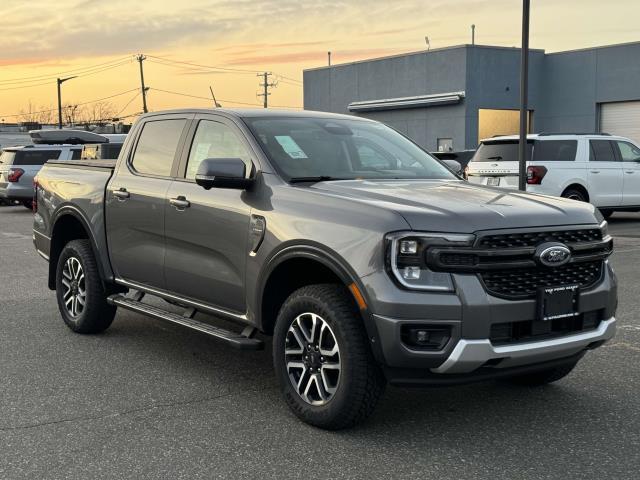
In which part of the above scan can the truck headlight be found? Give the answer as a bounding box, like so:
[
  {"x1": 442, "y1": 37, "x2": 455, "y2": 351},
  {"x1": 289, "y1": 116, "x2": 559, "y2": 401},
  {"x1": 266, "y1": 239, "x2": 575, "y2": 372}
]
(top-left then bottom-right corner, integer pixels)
[{"x1": 386, "y1": 232, "x2": 475, "y2": 291}]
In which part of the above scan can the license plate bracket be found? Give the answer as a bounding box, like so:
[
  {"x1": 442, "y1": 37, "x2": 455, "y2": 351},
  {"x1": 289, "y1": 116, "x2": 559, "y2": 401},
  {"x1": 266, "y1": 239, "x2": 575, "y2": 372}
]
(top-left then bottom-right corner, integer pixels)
[
  {"x1": 537, "y1": 285, "x2": 580, "y2": 322},
  {"x1": 487, "y1": 177, "x2": 500, "y2": 186}
]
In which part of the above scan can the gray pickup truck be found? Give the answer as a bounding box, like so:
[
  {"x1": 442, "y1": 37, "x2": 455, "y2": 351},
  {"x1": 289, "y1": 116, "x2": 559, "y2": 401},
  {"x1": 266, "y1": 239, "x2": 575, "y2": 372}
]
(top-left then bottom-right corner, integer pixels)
[{"x1": 33, "y1": 109, "x2": 617, "y2": 429}]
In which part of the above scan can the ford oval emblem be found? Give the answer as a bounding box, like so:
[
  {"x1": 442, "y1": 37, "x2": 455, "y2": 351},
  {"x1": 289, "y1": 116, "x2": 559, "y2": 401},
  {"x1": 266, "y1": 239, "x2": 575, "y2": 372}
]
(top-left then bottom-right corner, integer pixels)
[{"x1": 535, "y1": 243, "x2": 572, "y2": 267}]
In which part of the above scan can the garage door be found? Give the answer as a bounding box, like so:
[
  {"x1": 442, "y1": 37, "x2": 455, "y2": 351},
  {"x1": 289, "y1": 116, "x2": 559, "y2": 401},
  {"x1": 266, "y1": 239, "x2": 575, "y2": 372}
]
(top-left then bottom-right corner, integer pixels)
[{"x1": 601, "y1": 101, "x2": 640, "y2": 144}]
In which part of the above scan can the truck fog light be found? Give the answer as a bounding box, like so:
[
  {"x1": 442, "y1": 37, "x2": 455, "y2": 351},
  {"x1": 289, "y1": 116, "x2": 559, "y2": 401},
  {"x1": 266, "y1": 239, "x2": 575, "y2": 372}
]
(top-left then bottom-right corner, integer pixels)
[
  {"x1": 403, "y1": 266, "x2": 421, "y2": 280},
  {"x1": 401, "y1": 325, "x2": 452, "y2": 350},
  {"x1": 400, "y1": 240, "x2": 418, "y2": 254}
]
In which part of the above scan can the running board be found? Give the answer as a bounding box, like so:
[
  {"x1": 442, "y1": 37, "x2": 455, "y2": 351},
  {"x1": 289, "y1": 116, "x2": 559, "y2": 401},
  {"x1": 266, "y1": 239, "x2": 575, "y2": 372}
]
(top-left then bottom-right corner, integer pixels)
[{"x1": 107, "y1": 294, "x2": 263, "y2": 350}]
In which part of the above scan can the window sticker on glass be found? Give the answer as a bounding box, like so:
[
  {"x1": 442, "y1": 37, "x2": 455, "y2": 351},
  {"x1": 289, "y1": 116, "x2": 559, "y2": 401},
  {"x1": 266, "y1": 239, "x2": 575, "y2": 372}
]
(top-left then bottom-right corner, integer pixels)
[{"x1": 275, "y1": 135, "x2": 308, "y2": 159}]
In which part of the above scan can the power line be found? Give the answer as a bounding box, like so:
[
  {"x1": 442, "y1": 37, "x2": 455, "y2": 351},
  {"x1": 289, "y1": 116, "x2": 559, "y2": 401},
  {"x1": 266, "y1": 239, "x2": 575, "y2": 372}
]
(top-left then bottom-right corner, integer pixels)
[
  {"x1": 0, "y1": 88, "x2": 139, "y2": 119},
  {"x1": 146, "y1": 55, "x2": 260, "y2": 75},
  {"x1": 0, "y1": 57, "x2": 133, "y2": 85},
  {"x1": 150, "y1": 87, "x2": 262, "y2": 106},
  {"x1": 115, "y1": 91, "x2": 141, "y2": 117},
  {"x1": 0, "y1": 60, "x2": 133, "y2": 91},
  {"x1": 275, "y1": 74, "x2": 302, "y2": 85}
]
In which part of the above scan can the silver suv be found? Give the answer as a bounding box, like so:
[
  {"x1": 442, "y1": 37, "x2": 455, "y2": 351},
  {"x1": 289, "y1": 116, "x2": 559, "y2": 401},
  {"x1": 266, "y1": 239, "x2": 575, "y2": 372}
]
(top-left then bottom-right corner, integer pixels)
[{"x1": 0, "y1": 144, "x2": 82, "y2": 209}]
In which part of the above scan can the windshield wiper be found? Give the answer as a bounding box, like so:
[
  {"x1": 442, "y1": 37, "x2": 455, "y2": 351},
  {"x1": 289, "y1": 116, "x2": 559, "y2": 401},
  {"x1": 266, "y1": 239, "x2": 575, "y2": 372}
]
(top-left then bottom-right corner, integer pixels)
[
  {"x1": 486, "y1": 156, "x2": 503, "y2": 160},
  {"x1": 288, "y1": 176, "x2": 348, "y2": 183}
]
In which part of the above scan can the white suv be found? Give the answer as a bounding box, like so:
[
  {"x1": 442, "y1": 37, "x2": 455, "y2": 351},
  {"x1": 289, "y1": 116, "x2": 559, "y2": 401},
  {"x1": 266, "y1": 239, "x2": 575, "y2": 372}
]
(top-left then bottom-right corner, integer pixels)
[{"x1": 466, "y1": 133, "x2": 640, "y2": 217}]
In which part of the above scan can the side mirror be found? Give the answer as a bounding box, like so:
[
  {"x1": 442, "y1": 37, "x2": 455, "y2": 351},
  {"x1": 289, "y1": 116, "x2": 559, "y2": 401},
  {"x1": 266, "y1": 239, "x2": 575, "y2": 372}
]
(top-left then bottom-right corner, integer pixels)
[
  {"x1": 442, "y1": 159, "x2": 462, "y2": 176},
  {"x1": 195, "y1": 158, "x2": 252, "y2": 190}
]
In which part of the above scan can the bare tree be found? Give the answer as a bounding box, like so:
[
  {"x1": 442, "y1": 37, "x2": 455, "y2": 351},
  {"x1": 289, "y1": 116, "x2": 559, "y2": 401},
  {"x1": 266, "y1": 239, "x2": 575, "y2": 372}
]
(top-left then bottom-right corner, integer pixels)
[
  {"x1": 76, "y1": 101, "x2": 117, "y2": 125},
  {"x1": 17, "y1": 101, "x2": 56, "y2": 125}
]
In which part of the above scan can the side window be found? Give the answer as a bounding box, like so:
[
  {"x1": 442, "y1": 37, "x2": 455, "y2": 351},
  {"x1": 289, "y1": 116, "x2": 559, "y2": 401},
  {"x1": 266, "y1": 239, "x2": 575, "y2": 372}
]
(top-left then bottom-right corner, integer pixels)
[
  {"x1": 185, "y1": 120, "x2": 252, "y2": 180},
  {"x1": 131, "y1": 119, "x2": 187, "y2": 176},
  {"x1": 356, "y1": 143, "x2": 393, "y2": 169},
  {"x1": 589, "y1": 140, "x2": 617, "y2": 162},
  {"x1": 532, "y1": 140, "x2": 577, "y2": 161},
  {"x1": 71, "y1": 149, "x2": 82, "y2": 160},
  {"x1": 616, "y1": 141, "x2": 640, "y2": 162}
]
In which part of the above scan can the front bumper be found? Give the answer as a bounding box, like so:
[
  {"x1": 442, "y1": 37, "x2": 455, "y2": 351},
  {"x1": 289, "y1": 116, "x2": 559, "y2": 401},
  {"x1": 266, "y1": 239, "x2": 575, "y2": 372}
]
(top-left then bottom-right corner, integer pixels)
[
  {"x1": 431, "y1": 317, "x2": 615, "y2": 374},
  {"x1": 364, "y1": 260, "x2": 617, "y2": 383}
]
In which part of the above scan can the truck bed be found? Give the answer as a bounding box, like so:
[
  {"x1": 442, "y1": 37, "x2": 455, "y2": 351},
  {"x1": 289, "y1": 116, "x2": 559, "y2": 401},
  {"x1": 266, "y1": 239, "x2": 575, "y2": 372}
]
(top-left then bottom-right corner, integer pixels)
[{"x1": 33, "y1": 158, "x2": 116, "y2": 281}]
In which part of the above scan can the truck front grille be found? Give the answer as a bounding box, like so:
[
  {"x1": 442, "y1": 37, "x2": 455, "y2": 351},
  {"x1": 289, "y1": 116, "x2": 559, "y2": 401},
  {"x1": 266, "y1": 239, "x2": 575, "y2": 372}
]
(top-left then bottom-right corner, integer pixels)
[
  {"x1": 478, "y1": 228, "x2": 602, "y2": 249},
  {"x1": 480, "y1": 261, "x2": 603, "y2": 299}
]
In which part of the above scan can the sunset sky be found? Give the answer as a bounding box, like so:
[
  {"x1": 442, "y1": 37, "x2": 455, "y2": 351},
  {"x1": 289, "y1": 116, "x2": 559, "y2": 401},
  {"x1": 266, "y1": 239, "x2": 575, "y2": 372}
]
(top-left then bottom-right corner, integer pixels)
[{"x1": 1, "y1": 0, "x2": 639, "y2": 123}]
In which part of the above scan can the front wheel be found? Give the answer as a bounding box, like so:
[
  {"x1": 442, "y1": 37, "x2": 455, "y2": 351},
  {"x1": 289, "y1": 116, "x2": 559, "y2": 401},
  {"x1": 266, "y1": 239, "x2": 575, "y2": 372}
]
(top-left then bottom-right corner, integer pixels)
[
  {"x1": 56, "y1": 239, "x2": 116, "y2": 334},
  {"x1": 273, "y1": 284, "x2": 386, "y2": 430},
  {"x1": 22, "y1": 200, "x2": 33, "y2": 210}
]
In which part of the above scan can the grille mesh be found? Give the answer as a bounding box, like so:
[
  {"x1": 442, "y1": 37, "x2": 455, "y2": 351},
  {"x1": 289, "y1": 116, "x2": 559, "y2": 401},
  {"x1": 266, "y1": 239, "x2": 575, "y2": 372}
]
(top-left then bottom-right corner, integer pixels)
[
  {"x1": 480, "y1": 261, "x2": 603, "y2": 298},
  {"x1": 478, "y1": 229, "x2": 602, "y2": 249}
]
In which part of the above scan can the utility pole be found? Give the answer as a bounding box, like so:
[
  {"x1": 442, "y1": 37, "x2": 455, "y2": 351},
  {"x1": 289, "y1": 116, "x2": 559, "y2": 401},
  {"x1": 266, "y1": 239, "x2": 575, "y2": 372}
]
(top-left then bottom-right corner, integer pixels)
[
  {"x1": 471, "y1": 24, "x2": 476, "y2": 45},
  {"x1": 518, "y1": 0, "x2": 530, "y2": 191},
  {"x1": 57, "y1": 76, "x2": 76, "y2": 129},
  {"x1": 209, "y1": 85, "x2": 221, "y2": 108},
  {"x1": 257, "y1": 72, "x2": 276, "y2": 108},
  {"x1": 136, "y1": 54, "x2": 149, "y2": 113}
]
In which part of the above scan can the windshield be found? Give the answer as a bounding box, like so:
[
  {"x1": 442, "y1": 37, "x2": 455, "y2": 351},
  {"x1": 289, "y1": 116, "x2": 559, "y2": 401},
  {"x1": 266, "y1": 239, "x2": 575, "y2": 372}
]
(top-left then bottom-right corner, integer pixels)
[{"x1": 243, "y1": 117, "x2": 456, "y2": 181}]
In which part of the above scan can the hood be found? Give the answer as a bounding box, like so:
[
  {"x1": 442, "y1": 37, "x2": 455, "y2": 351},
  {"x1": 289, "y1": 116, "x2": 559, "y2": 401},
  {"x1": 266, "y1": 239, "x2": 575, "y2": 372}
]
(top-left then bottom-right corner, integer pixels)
[{"x1": 307, "y1": 179, "x2": 601, "y2": 233}]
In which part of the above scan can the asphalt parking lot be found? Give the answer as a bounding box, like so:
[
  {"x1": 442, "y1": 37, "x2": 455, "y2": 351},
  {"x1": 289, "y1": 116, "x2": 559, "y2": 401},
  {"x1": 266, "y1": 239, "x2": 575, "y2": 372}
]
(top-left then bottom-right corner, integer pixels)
[{"x1": 1, "y1": 206, "x2": 639, "y2": 480}]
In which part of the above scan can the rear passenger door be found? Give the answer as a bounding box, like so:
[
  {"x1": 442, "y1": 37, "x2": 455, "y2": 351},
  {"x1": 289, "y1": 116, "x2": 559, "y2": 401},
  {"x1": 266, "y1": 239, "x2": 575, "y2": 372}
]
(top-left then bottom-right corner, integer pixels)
[
  {"x1": 588, "y1": 140, "x2": 623, "y2": 207},
  {"x1": 615, "y1": 140, "x2": 640, "y2": 206},
  {"x1": 106, "y1": 114, "x2": 192, "y2": 289}
]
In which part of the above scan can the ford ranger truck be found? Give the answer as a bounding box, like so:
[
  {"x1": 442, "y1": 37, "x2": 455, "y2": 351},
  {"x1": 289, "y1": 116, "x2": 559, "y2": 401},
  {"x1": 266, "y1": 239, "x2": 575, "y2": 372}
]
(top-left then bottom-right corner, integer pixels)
[{"x1": 33, "y1": 109, "x2": 617, "y2": 430}]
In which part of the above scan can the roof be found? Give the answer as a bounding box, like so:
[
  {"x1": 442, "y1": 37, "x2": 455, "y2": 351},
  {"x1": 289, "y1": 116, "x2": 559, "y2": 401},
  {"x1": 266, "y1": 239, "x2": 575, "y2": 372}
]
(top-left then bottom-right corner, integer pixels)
[
  {"x1": 481, "y1": 133, "x2": 622, "y2": 142},
  {"x1": 140, "y1": 108, "x2": 369, "y2": 121}
]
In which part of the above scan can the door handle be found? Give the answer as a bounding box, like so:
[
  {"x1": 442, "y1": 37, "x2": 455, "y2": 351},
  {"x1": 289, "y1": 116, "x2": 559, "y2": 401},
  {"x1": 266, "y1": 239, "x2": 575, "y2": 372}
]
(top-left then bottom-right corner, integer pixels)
[
  {"x1": 113, "y1": 188, "x2": 130, "y2": 200},
  {"x1": 170, "y1": 196, "x2": 190, "y2": 209},
  {"x1": 625, "y1": 170, "x2": 635, "y2": 174},
  {"x1": 590, "y1": 170, "x2": 600, "y2": 174}
]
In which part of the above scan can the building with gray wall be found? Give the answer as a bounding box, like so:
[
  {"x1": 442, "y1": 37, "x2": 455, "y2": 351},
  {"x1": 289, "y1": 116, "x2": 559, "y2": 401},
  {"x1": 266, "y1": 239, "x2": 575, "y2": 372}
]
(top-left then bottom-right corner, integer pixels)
[{"x1": 303, "y1": 41, "x2": 640, "y2": 151}]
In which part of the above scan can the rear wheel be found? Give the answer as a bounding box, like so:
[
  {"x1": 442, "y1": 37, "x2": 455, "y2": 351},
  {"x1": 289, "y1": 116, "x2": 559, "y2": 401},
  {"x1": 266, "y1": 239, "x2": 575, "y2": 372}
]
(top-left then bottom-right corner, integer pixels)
[
  {"x1": 55, "y1": 239, "x2": 116, "y2": 333},
  {"x1": 503, "y1": 361, "x2": 578, "y2": 386},
  {"x1": 561, "y1": 188, "x2": 587, "y2": 202},
  {"x1": 22, "y1": 200, "x2": 33, "y2": 210},
  {"x1": 273, "y1": 284, "x2": 385, "y2": 430}
]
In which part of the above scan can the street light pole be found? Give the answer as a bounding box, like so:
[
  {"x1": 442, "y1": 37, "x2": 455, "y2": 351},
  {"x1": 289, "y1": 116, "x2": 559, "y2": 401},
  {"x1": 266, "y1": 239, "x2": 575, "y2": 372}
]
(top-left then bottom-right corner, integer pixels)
[
  {"x1": 57, "y1": 76, "x2": 76, "y2": 129},
  {"x1": 518, "y1": 0, "x2": 530, "y2": 191}
]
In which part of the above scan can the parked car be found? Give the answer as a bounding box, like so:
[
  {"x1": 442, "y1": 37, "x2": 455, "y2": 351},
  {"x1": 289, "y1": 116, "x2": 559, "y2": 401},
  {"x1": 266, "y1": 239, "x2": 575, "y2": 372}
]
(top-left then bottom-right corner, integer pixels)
[
  {"x1": 0, "y1": 144, "x2": 82, "y2": 209},
  {"x1": 0, "y1": 130, "x2": 112, "y2": 209},
  {"x1": 33, "y1": 110, "x2": 616, "y2": 429},
  {"x1": 466, "y1": 133, "x2": 640, "y2": 218}
]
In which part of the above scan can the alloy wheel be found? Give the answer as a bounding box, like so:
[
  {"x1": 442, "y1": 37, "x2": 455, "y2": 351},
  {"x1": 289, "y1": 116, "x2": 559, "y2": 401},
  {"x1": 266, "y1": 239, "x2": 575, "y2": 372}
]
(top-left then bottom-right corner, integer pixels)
[
  {"x1": 61, "y1": 257, "x2": 86, "y2": 318},
  {"x1": 285, "y1": 312, "x2": 341, "y2": 406}
]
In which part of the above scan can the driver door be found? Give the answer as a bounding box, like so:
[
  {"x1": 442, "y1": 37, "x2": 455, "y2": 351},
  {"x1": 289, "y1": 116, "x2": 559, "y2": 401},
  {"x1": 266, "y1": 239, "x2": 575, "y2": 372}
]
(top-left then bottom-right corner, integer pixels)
[
  {"x1": 163, "y1": 115, "x2": 256, "y2": 312},
  {"x1": 615, "y1": 140, "x2": 640, "y2": 206}
]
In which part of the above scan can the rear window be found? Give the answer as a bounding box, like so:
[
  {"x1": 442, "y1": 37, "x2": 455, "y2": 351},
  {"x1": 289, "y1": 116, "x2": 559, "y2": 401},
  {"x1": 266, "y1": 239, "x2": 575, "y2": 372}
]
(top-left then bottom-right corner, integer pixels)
[
  {"x1": 472, "y1": 139, "x2": 577, "y2": 163},
  {"x1": 472, "y1": 141, "x2": 532, "y2": 162},
  {"x1": 1, "y1": 149, "x2": 62, "y2": 166},
  {"x1": 131, "y1": 119, "x2": 187, "y2": 176},
  {"x1": 71, "y1": 149, "x2": 82, "y2": 160},
  {"x1": 590, "y1": 140, "x2": 617, "y2": 162}
]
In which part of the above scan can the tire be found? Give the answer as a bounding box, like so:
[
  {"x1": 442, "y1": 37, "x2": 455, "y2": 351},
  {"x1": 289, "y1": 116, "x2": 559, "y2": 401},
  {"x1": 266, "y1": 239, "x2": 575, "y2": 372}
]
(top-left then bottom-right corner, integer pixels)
[
  {"x1": 55, "y1": 239, "x2": 116, "y2": 334},
  {"x1": 600, "y1": 209, "x2": 614, "y2": 219},
  {"x1": 503, "y1": 361, "x2": 578, "y2": 386},
  {"x1": 22, "y1": 200, "x2": 33, "y2": 210},
  {"x1": 273, "y1": 284, "x2": 386, "y2": 430},
  {"x1": 561, "y1": 188, "x2": 587, "y2": 202}
]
